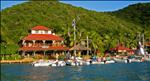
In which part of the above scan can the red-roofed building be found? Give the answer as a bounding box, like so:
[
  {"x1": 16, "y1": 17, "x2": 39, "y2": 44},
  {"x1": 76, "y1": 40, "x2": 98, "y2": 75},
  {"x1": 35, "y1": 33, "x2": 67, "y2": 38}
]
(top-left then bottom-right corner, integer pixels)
[
  {"x1": 145, "y1": 42, "x2": 150, "y2": 54},
  {"x1": 19, "y1": 26, "x2": 69, "y2": 58},
  {"x1": 145, "y1": 42, "x2": 150, "y2": 46},
  {"x1": 23, "y1": 34, "x2": 63, "y2": 41},
  {"x1": 32, "y1": 25, "x2": 49, "y2": 31},
  {"x1": 109, "y1": 44, "x2": 135, "y2": 55}
]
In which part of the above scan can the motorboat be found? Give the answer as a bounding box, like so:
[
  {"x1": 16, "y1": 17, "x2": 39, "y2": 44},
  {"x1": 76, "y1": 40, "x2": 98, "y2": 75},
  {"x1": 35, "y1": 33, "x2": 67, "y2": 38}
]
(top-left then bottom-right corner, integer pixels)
[
  {"x1": 50, "y1": 60, "x2": 66, "y2": 67},
  {"x1": 57, "y1": 61, "x2": 66, "y2": 66},
  {"x1": 144, "y1": 57, "x2": 150, "y2": 61},
  {"x1": 105, "y1": 60, "x2": 115, "y2": 64},
  {"x1": 32, "y1": 60, "x2": 52, "y2": 67},
  {"x1": 51, "y1": 63, "x2": 57, "y2": 67},
  {"x1": 128, "y1": 58, "x2": 141, "y2": 63},
  {"x1": 91, "y1": 61, "x2": 105, "y2": 64},
  {"x1": 78, "y1": 61, "x2": 84, "y2": 66},
  {"x1": 127, "y1": 56, "x2": 142, "y2": 63},
  {"x1": 144, "y1": 54, "x2": 150, "y2": 62},
  {"x1": 82, "y1": 61, "x2": 90, "y2": 65},
  {"x1": 114, "y1": 58, "x2": 128, "y2": 63}
]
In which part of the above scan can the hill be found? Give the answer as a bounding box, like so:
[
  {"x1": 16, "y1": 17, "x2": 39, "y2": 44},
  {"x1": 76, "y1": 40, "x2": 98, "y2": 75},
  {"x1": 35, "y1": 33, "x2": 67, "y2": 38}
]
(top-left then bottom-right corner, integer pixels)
[
  {"x1": 1, "y1": 1, "x2": 150, "y2": 54},
  {"x1": 111, "y1": 3, "x2": 150, "y2": 37},
  {"x1": 112, "y1": 3, "x2": 150, "y2": 29}
]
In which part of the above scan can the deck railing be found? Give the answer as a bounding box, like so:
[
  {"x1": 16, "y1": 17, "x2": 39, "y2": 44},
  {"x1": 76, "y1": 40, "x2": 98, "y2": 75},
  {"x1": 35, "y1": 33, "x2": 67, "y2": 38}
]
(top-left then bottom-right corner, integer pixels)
[{"x1": 22, "y1": 43, "x2": 63, "y2": 48}]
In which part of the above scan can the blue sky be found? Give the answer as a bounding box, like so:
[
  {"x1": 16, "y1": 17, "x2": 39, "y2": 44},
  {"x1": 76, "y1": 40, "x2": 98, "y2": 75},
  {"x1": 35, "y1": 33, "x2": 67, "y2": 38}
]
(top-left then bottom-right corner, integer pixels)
[
  {"x1": 1, "y1": 1, "x2": 26, "y2": 10},
  {"x1": 1, "y1": 1, "x2": 150, "y2": 11},
  {"x1": 60, "y1": 1, "x2": 150, "y2": 11}
]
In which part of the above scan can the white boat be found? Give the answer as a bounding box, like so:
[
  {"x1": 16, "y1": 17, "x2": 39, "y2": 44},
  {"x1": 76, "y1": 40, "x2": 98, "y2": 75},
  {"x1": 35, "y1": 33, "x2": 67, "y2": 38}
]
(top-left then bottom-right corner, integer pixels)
[
  {"x1": 83, "y1": 61, "x2": 90, "y2": 65},
  {"x1": 66, "y1": 59, "x2": 83, "y2": 66},
  {"x1": 128, "y1": 58, "x2": 141, "y2": 63},
  {"x1": 92, "y1": 61, "x2": 105, "y2": 64},
  {"x1": 57, "y1": 61, "x2": 66, "y2": 66},
  {"x1": 67, "y1": 60, "x2": 89, "y2": 66},
  {"x1": 144, "y1": 57, "x2": 150, "y2": 61},
  {"x1": 144, "y1": 54, "x2": 150, "y2": 62},
  {"x1": 114, "y1": 58, "x2": 128, "y2": 63},
  {"x1": 105, "y1": 60, "x2": 115, "y2": 64},
  {"x1": 32, "y1": 60, "x2": 52, "y2": 67},
  {"x1": 33, "y1": 62, "x2": 51, "y2": 67},
  {"x1": 78, "y1": 61, "x2": 84, "y2": 66},
  {"x1": 71, "y1": 62, "x2": 76, "y2": 66},
  {"x1": 51, "y1": 63, "x2": 57, "y2": 67}
]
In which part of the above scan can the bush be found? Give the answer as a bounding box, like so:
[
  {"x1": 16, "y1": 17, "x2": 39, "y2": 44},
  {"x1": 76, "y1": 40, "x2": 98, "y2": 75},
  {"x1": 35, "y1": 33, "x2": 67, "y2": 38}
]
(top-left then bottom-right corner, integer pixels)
[
  {"x1": 1, "y1": 54, "x2": 22, "y2": 60},
  {"x1": 34, "y1": 54, "x2": 44, "y2": 59},
  {"x1": 0, "y1": 44, "x2": 19, "y2": 54},
  {"x1": 82, "y1": 55, "x2": 91, "y2": 60},
  {"x1": 58, "y1": 55, "x2": 66, "y2": 60}
]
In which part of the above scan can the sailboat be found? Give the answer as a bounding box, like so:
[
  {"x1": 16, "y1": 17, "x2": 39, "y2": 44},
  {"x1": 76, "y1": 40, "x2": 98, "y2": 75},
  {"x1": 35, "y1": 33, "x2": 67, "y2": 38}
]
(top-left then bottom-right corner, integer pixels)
[
  {"x1": 137, "y1": 33, "x2": 150, "y2": 61},
  {"x1": 138, "y1": 41, "x2": 145, "y2": 55}
]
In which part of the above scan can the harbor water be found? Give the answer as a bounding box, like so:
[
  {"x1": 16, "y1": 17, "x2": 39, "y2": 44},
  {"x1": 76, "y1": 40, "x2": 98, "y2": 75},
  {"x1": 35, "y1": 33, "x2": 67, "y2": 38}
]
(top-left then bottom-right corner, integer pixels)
[{"x1": 1, "y1": 62, "x2": 150, "y2": 81}]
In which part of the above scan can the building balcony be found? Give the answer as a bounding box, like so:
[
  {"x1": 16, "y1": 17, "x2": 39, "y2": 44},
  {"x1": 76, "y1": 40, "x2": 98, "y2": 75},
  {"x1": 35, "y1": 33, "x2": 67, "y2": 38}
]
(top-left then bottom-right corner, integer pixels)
[{"x1": 22, "y1": 43, "x2": 64, "y2": 48}]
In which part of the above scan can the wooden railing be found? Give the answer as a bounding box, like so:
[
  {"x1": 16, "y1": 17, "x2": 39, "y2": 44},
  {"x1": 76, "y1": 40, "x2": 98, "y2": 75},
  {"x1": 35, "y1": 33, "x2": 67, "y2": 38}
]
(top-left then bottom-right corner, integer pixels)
[{"x1": 22, "y1": 43, "x2": 64, "y2": 47}]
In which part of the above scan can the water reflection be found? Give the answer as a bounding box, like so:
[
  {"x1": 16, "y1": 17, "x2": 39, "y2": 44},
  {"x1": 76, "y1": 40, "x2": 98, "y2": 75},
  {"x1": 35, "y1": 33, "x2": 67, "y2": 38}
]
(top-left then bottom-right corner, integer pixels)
[
  {"x1": 1, "y1": 62, "x2": 150, "y2": 81},
  {"x1": 23, "y1": 66, "x2": 51, "y2": 81}
]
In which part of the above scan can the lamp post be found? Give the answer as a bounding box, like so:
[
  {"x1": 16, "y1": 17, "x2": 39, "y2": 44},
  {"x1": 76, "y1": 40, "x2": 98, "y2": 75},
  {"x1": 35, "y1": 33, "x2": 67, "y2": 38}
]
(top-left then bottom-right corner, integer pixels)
[{"x1": 4, "y1": 45, "x2": 7, "y2": 54}]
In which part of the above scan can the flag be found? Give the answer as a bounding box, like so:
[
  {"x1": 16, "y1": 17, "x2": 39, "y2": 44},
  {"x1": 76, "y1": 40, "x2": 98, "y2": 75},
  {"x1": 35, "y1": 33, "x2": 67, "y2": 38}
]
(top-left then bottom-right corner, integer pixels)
[{"x1": 72, "y1": 19, "x2": 76, "y2": 28}]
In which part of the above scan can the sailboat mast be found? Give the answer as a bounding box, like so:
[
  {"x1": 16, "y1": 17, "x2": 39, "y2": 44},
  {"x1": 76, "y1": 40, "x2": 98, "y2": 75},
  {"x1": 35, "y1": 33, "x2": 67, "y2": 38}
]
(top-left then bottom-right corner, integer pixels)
[
  {"x1": 72, "y1": 19, "x2": 76, "y2": 56},
  {"x1": 87, "y1": 35, "x2": 89, "y2": 55},
  {"x1": 142, "y1": 33, "x2": 144, "y2": 48}
]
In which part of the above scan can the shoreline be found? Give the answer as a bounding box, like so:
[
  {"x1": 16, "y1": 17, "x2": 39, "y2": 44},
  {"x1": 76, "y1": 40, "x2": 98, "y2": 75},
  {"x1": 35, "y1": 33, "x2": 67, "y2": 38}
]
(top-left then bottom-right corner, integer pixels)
[
  {"x1": 0, "y1": 58, "x2": 34, "y2": 64},
  {"x1": 0, "y1": 60, "x2": 33, "y2": 64},
  {"x1": 1, "y1": 55, "x2": 150, "y2": 64}
]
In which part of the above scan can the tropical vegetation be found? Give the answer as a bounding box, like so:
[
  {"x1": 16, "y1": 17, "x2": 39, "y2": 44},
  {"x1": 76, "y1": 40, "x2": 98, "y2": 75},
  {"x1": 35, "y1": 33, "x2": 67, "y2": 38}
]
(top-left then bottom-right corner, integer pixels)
[{"x1": 1, "y1": 1, "x2": 150, "y2": 55}]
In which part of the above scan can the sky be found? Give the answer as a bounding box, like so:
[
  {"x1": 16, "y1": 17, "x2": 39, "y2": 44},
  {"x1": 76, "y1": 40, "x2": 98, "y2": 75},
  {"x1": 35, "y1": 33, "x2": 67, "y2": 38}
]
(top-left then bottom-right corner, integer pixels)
[
  {"x1": 60, "y1": 1, "x2": 150, "y2": 11},
  {"x1": 1, "y1": 1, "x2": 150, "y2": 11}
]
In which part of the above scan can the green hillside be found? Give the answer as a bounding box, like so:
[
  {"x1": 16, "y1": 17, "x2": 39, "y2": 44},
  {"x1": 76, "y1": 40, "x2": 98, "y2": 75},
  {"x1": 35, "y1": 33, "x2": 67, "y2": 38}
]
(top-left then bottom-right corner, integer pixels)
[
  {"x1": 112, "y1": 3, "x2": 150, "y2": 28},
  {"x1": 1, "y1": 1, "x2": 150, "y2": 54},
  {"x1": 112, "y1": 3, "x2": 150, "y2": 37}
]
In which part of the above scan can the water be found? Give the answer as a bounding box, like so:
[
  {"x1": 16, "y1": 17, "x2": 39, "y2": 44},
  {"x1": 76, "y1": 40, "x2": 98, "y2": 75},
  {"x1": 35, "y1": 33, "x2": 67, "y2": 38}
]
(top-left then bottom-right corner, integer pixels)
[{"x1": 1, "y1": 62, "x2": 150, "y2": 81}]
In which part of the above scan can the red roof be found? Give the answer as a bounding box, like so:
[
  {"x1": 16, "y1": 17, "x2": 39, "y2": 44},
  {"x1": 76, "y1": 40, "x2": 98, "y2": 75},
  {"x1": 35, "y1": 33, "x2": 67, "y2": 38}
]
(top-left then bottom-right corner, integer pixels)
[
  {"x1": 32, "y1": 26, "x2": 49, "y2": 30},
  {"x1": 23, "y1": 34, "x2": 63, "y2": 41},
  {"x1": 145, "y1": 42, "x2": 150, "y2": 46},
  {"x1": 110, "y1": 44, "x2": 131, "y2": 51},
  {"x1": 19, "y1": 46, "x2": 69, "y2": 51}
]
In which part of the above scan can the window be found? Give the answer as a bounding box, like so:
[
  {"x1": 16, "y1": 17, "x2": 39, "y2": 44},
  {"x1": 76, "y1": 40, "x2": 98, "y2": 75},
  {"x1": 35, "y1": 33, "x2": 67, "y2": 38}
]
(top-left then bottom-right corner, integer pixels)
[
  {"x1": 45, "y1": 31, "x2": 48, "y2": 34},
  {"x1": 35, "y1": 30, "x2": 38, "y2": 34}
]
